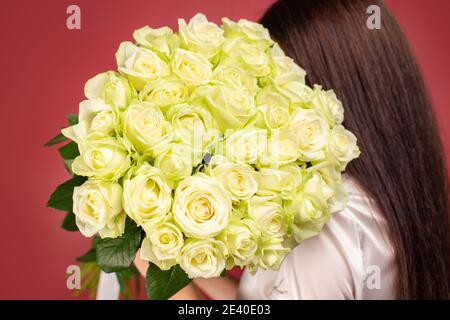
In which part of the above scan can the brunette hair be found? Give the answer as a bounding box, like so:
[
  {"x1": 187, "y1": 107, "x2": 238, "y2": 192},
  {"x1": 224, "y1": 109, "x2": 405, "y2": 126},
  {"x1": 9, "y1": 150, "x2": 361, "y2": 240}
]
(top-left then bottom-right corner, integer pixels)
[{"x1": 260, "y1": 0, "x2": 450, "y2": 299}]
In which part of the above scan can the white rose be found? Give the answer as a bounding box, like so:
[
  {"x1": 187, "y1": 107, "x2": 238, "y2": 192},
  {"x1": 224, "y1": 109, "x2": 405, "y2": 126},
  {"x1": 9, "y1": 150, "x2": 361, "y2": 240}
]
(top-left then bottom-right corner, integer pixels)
[
  {"x1": 222, "y1": 129, "x2": 268, "y2": 165},
  {"x1": 139, "y1": 79, "x2": 188, "y2": 112},
  {"x1": 218, "y1": 218, "x2": 260, "y2": 268},
  {"x1": 133, "y1": 26, "x2": 179, "y2": 58},
  {"x1": 285, "y1": 173, "x2": 333, "y2": 242},
  {"x1": 72, "y1": 137, "x2": 130, "y2": 180},
  {"x1": 122, "y1": 163, "x2": 172, "y2": 230},
  {"x1": 84, "y1": 71, "x2": 136, "y2": 110},
  {"x1": 247, "y1": 195, "x2": 287, "y2": 238},
  {"x1": 178, "y1": 13, "x2": 225, "y2": 58},
  {"x1": 223, "y1": 39, "x2": 271, "y2": 77},
  {"x1": 255, "y1": 88, "x2": 290, "y2": 130},
  {"x1": 259, "y1": 129, "x2": 301, "y2": 167},
  {"x1": 179, "y1": 238, "x2": 227, "y2": 278},
  {"x1": 173, "y1": 173, "x2": 232, "y2": 238},
  {"x1": 222, "y1": 18, "x2": 273, "y2": 46},
  {"x1": 291, "y1": 108, "x2": 330, "y2": 162},
  {"x1": 73, "y1": 179, "x2": 124, "y2": 238},
  {"x1": 249, "y1": 237, "x2": 290, "y2": 272},
  {"x1": 256, "y1": 164, "x2": 304, "y2": 200},
  {"x1": 270, "y1": 43, "x2": 307, "y2": 84},
  {"x1": 211, "y1": 64, "x2": 257, "y2": 94},
  {"x1": 171, "y1": 48, "x2": 212, "y2": 86},
  {"x1": 166, "y1": 103, "x2": 219, "y2": 163},
  {"x1": 140, "y1": 221, "x2": 184, "y2": 271},
  {"x1": 61, "y1": 99, "x2": 116, "y2": 142},
  {"x1": 329, "y1": 125, "x2": 360, "y2": 170},
  {"x1": 154, "y1": 143, "x2": 193, "y2": 185},
  {"x1": 311, "y1": 85, "x2": 344, "y2": 126},
  {"x1": 123, "y1": 103, "x2": 173, "y2": 156},
  {"x1": 274, "y1": 75, "x2": 313, "y2": 106},
  {"x1": 205, "y1": 155, "x2": 258, "y2": 201},
  {"x1": 200, "y1": 85, "x2": 256, "y2": 132},
  {"x1": 116, "y1": 41, "x2": 169, "y2": 90}
]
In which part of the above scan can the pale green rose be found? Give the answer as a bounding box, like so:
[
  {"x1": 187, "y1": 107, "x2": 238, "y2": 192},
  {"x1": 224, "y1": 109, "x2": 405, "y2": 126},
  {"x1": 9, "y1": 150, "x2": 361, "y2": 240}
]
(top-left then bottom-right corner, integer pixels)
[
  {"x1": 290, "y1": 108, "x2": 330, "y2": 162},
  {"x1": 329, "y1": 125, "x2": 360, "y2": 170},
  {"x1": 205, "y1": 155, "x2": 258, "y2": 202},
  {"x1": 84, "y1": 71, "x2": 135, "y2": 110},
  {"x1": 61, "y1": 99, "x2": 116, "y2": 142},
  {"x1": 72, "y1": 137, "x2": 130, "y2": 180},
  {"x1": 270, "y1": 43, "x2": 307, "y2": 84},
  {"x1": 179, "y1": 238, "x2": 228, "y2": 278},
  {"x1": 222, "y1": 18, "x2": 273, "y2": 47},
  {"x1": 154, "y1": 143, "x2": 193, "y2": 185},
  {"x1": 315, "y1": 165, "x2": 348, "y2": 214},
  {"x1": 221, "y1": 129, "x2": 267, "y2": 165},
  {"x1": 178, "y1": 13, "x2": 225, "y2": 59},
  {"x1": 222, "y1": 39, "x2": 271, "y2": 77},
  {"x1": 254, "y1": 88, "x2": 290, "y2": 130},
  {"x1": 259, "y1": 129, "x2": 301, "y2": 167},
  {"x1": 211, "y1": 64, "x2": 257, "y2": 94},
  {"x1": 171, "y1": 48, "x2": 212, "y2": 86},
  {"x1": 249, "y1": 237, "x2": 290, "y2": 272},
  {"x1": 198, "y1": 85, "x2": 256, "y2": 132},
  {"x1": 122, "y1": 163, "x2": 172, "y2": 230},
  {"x1": 99, "y1": 212, "x2": 127, "y2": 239},
  {"x1": 285, "y1": 173, "x2": 334, "y2": 242},
  {"x1": 217, "y1": 218, "x2": 260, "y2": 268},
  {"x1": 256, "y1": 164, "x2": 304, "y2": 200},
  {"x1": 139, "y1": 79, "x2": 188, "y2": 112},
  {"x1": 173, "y1": 173, "x2": 232, "y2": 238},
  {"x1": 140, "y1": 221, "x2": 184, "y2": 271},
  {"x1": 133, "y1": 26, "x2": 179, "y2": 58},
  {"x1": 273, "y1": 75, "x2": 313, "y2": 106},
  {"x1": 122, "y1": 103, "x2": 173, "y2": 156},
  {"x1": 116, "y1": 41, "x2": 169, "y2": 90},
  {"x1": 311, "y1": 85, "x2": 344, "y2": 126},
  {"x1": 73, "y1": 179, "x2": 124, "y2": 238},
  {"x1": 166, "y1": 103, "x2": 219, "y2": 163},
  {"x1": 246, "y1": 195, "x2": 287, "y2": 238}
]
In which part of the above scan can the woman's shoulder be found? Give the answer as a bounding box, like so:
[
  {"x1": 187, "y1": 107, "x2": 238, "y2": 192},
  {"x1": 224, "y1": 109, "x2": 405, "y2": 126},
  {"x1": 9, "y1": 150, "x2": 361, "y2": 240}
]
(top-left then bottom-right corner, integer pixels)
[{"x1": 238, "y1": 176, "x2": 397, "y2": 300}]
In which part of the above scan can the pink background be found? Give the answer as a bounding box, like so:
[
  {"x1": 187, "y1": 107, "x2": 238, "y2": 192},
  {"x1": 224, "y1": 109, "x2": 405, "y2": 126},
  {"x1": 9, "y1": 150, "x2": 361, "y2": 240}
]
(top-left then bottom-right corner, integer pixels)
[{"x1": 0, "y1": 0, "x2": 448, "y2": 299}]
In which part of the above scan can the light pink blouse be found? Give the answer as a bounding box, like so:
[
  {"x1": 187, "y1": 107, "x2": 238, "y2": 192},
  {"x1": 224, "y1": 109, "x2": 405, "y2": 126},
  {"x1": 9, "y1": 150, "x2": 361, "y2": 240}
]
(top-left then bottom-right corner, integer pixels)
[{"x1": 237, "y1": 176, "x2": 397, "y2": 300}]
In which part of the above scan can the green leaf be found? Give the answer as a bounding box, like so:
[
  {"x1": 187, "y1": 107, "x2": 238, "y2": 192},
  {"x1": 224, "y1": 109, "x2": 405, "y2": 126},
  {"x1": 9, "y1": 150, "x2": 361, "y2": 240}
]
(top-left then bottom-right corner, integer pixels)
[
  {"x1": 63, "y1": 159, "x2": 74, "y2": 175},
  {"x1": 67, "y1": 113, "x2": 79, "y2": 126},
  {"x1": 96, "y1": 218, "x2": 142, "y2": 273},
  {"x1": 77, "y1": 248, "x2": 96, "y2": 263},
  {"x1": 146, "y1": 264, "x2": 191, "y2": 300},
  {"x1": 59, "y1": 141, "x2": 79, "y2": 160},
  {"x1": 61, "y1": 212, "x2": 78, "y2": 231},
  {"x1": 47, "y1": 175, "x2": 87, "y2": 211},
  {"x1": 116, "y1": 265, "x2": 140, "y2": 299},
  {"x1": 44, "y1": 133, "x2": 68, "y2": 146}
]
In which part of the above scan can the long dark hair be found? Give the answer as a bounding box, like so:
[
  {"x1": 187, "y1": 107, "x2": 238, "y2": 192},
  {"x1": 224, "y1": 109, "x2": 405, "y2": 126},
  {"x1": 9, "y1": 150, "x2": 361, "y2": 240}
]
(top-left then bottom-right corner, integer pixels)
[{"x1": 260, "y1": 0, "x2": 450, "y2": 299}]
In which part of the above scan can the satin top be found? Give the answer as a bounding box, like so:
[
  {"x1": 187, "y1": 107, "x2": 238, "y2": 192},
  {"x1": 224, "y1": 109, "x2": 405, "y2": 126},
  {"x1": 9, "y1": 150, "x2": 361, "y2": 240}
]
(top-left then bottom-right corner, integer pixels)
[{"x1": 237, "y1": 176, "x2": 397, "y2": 300}]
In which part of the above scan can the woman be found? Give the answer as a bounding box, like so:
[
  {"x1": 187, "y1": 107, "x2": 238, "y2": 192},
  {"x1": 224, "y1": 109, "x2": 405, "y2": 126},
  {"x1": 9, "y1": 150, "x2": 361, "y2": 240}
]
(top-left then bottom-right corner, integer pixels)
[{"x1": 135, "y1": 0, "x2": 450, "y2": 299}]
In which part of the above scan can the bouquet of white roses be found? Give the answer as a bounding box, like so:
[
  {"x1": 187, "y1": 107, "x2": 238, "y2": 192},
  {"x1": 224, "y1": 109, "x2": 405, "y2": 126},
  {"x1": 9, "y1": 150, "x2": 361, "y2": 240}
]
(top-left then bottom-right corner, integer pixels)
[{"x1": 46, "y1": 14, "x2": 360, "y2": 299}]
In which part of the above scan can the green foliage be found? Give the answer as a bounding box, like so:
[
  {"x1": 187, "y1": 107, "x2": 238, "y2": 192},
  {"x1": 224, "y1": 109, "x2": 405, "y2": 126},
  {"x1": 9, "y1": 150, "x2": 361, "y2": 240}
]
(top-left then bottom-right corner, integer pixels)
[
  {"x1": 47, "y1": 175, "x2": 86, "y2": 212},
  {"x1": 146, "y1": 263, "x2": 191, "y2": 300},
  {"x1": 96, "y1": 218, "x2": 143, "y2": 273}
]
